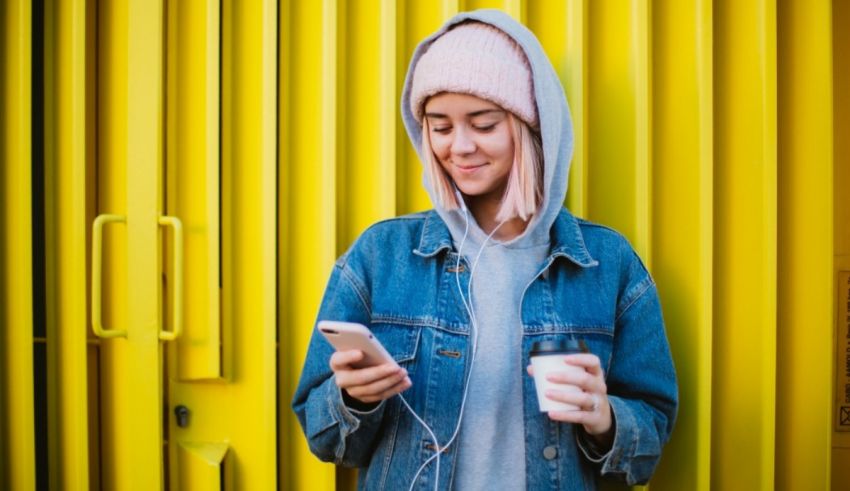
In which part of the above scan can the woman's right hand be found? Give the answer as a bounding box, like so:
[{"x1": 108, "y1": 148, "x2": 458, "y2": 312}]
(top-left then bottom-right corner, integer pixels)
[{"x1": 330, "y1": 349, "x2": 412, "y2": 404}]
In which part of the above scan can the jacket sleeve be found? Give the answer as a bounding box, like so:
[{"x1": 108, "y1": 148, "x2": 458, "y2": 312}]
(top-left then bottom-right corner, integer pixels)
[
  {"x1": 290, "y1": 255, "x2": 387, "y2": 468},
  {"x1": 580, "y1": 249, "x2": 679, "y2": 485}
]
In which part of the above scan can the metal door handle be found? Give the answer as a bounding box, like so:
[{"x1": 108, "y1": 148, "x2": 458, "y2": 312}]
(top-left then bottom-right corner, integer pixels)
[
  {"x1": 158, "y1": 215, "x2": 183, "y2": 341},
  {"x1": 92, "y1": 214, "x2": 127, "y2": 338}
]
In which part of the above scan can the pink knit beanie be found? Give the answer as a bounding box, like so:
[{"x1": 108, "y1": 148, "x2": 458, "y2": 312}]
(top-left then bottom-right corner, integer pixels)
[{"x1": 410, "y1": 22, "x2": 538, "y2": 126}]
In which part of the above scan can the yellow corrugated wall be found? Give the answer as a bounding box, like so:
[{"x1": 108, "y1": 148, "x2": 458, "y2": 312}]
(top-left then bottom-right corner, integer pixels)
[{"x1": 1, "y1": 0, "x2": 848, "y2": 489}]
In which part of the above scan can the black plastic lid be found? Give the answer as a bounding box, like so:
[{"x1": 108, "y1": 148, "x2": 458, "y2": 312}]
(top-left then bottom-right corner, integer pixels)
[{"x1": 529, "y1": 339, "x2": 584, "y2": 357}]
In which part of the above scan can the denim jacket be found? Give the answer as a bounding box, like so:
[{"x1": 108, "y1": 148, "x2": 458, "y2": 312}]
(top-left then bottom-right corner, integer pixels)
[{"x1": 292, "y1": 208, "x2": 678, "y2": 490}]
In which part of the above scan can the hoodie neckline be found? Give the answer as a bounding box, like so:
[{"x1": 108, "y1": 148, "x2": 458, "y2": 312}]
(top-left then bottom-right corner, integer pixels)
[{"x1": 413, "y1": 210, "x2": 598, "y2": 268}]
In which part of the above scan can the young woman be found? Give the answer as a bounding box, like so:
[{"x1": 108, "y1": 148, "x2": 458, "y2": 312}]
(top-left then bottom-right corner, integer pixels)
[{"x1": 293, "y1": 9, "x2": 677, "y2": 490}]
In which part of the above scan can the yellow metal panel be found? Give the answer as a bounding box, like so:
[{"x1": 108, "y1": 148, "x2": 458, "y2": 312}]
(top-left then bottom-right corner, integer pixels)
[
  {"x1": 224, "y1": 0, "x2": 279, "y2": 486},
  {"x1": 177, "y1": 442, "x2": 230, "y2": 490},
  {"x1": 833, "y1": 1, "x2": 850, "y2": 488},
  {"x1": 648, "y1": 1, "x2": 713, "y2": 490},
  {"x1": 96, "y1": 0, "x2": 131, "y2": 484},
  {"x1": 460, "y1": 0, "x2": 515, "y2": 16},
  {"x1": 527, "y1": 0, "x2": 590, "y2": 218},
  {"x1": 124, "y1": 0, "x2": 165, "y2": 487},
  {"x1": 338, "y1": 0, "x2": 397, "y2": 248},
  {"x1": 280, "y1": 0, "x2": 337, "y2": 487},
  {"x1": 527, "y1": 0, "x2": 584, "y2": 214},
  {"x1": 96, "y1": 0, "x2": 164, "y2": 488},
  {"x1": 169, "y1": 0, "x2": 278, "y2": 488},
  {"x1": 398, "y1": 1, "x2": 443, "y2": 215},
  {"x1": 713, "y1": 0, "x2": 777, "y2": 489},
  {"x1": 166, "y1": 0, "x2": 221, "y2": 379},
  {"x1": 776, "y1": 1, "x2": 834, "y2": 489},
  {"x1": 165, "y1": 0, "x2": 222, "y2": 380},
  {"x1": 0, "y1": 0, "x2": 36, "y2": 489},
  {"x1": 586, "y1": 0, "x2": 652, "y2": 262},
  {"x1": 43, "y1": 0, "x2": 93, "y2": 485}
]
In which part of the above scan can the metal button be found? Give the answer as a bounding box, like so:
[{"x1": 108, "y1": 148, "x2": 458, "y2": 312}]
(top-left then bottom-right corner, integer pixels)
[{"x1": 543, "y1": 445, "x2": 558, "y2": 460}]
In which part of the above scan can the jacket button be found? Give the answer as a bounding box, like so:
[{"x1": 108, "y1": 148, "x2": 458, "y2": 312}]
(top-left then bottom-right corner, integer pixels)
[{"x1": 543, "y1": 445, "x2": 558, "y2": 460}]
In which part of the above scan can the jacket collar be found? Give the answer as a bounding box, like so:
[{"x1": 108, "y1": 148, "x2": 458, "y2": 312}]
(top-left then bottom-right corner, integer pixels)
[{"x1": 413, "y1": 209, "x2": 598, "y2": 268}]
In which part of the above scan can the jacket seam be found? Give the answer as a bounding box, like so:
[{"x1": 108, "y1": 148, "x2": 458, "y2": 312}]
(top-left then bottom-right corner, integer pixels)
[
  {"x1": 371, "y1": 314, "x2": 470, "y2": 333},
  {"x1": 615, "y1": 278, "x2": 653, "y2": 321},
  {"x1": 339, "y1": 264, "x2": 372, "y2": 314}
]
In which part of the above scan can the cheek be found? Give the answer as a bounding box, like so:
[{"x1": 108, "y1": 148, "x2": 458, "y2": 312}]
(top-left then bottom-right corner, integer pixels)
[
  {"x1": 429, "y1": 137, "x2": 451, "y2": 161},
  {"x1": 490, "y1": 140, "x2": 514, "y2": 164},
  {"x1": 484, "y1": 136, "x2": 514, "y2": 163}
]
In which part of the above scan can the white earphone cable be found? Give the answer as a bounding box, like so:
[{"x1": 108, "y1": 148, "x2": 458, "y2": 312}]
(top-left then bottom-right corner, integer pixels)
[{"x1": 403, "y1": 197, "x2": 507, "y2": 491}]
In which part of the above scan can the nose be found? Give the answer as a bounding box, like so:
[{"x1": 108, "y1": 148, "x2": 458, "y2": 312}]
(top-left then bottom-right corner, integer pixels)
[{"x1": 450, "y1": 127, "x2": 476, "y2": 155}]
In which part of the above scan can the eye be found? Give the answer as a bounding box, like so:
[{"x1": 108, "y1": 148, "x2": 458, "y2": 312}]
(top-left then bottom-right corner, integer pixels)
[
  {"x1": 474, "y1": 124, "x2": 497, "y2": 133},
  {"x1": 431, "y1": 126, "x2": 452, "y2": 134}
]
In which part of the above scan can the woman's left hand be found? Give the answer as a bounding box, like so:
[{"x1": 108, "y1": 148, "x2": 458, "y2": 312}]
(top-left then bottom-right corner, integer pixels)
[{"x1": 526, "y1": 353, "x2": 614, "y2": 446}]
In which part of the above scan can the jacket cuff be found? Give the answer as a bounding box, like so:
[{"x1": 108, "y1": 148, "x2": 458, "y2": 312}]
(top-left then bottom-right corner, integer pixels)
[
  {"x1": 575, "y1": 410, "x2": 616, "y2": 463},
  {"x1": 590, "y1": 395, "x2": 661, "y2": 485},
  {"x1": 305, "y1": 375, "x2": 387, "y2": 462}
]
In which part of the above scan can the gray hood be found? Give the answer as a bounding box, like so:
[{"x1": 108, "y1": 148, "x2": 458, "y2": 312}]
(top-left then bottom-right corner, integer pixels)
[{"x1": 401, "y1": 9, "x2": 574, "y2": 248}]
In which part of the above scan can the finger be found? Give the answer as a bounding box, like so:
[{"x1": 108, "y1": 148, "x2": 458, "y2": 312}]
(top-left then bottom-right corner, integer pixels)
[
  {"x1": 330, "y1": 350, "x2": 364, "y2": 371},
  {"x1": 346, "y1": 370, "x2": 410, "y2": 399},
  {"x1": 547, "y1": 409, "x2": 591, "y2": 424},
  {"x1": 545, "y1": 370, "x2": 605, "y2": 394},
  {"x1": 526, "y1": 365, "x2": 534, "y2": 376},
  {"x1": 356, "y1": 376, "x2": 413, "y2": 404},
  {"x1": 544, "y1": 388, "x2": 586, "y2": 408},
  {"x1": 336, "y1": 363, "x2": 404, "y2": 389},
  {"x1": 563, "y1": 353, "x2": 603, "y2": 375}
]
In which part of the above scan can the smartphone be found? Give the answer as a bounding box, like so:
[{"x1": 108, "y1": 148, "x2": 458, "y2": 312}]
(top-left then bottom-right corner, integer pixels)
[{"x1": 318, "y1": 320, "x2": 400, "y2": 369}]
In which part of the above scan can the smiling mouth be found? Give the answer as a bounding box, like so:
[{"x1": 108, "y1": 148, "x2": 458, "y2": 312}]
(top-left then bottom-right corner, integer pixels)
[{"x1": 455, "y1": 163, "x2": 487, "y2": 172}]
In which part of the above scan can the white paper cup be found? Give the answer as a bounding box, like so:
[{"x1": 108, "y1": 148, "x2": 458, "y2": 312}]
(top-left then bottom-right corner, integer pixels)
[
  {"x1": 529, "y1": 339, "x2": 585, "y2": 412},
  {"x1": 531, "y1": 355, "x2": 584, "y2": 412}
]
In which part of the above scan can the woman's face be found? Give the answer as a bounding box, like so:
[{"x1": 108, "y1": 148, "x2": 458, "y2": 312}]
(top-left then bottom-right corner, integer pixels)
[{"x1": 424, "y1": 93, "x2": 514, "y2": 202}]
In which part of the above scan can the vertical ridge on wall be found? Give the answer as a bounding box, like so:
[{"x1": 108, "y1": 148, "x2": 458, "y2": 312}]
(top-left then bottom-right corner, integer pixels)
[
  {"x1": 95, "y1": 0, "x2": 130, "y2": 484},
  {"x1": 503, "y1": 0, "x2": 525, "y2": 23},
  {"x1": 279, "y1": 0, "x2": 337, "y2": 488},
  {"x1": 834, "y1": 0, "x2": 850, "y2": 488},
  {"x1": 713, "y1": 0, "x2": 777, "y2": 489},
  {"x1": 776, "y1": 1, "x2": 834, "y2": 489},
  {"x1": 632, "y1": 0, "x2": 651, "y2": 266},
  {"x1": 338, "y1": 0, "x2": 397, "y2": 249},
  {"x1": 122, "y1": 0, "x2": 165, "y2": 487},
  {"x1": 565, "y1": 0, "x2": 588, "y2": 217},
  {"x1": 165, "y1": 0, "x2": 223, "y2": 382},
  {"x1": 527, "y1": 0, "x2": 586, "y2": 216},
  {"x1": 42, "y1": 0, "x2": 90, "y2": 487},
  {"x1": 220, "y1": 0, "x2": 279, "y2": 487},
  {"x1": 0, "y1": 1, "x2": 36, "y2": 489},
  {"x1": 380, "y1": 0, "x2": 398, "y2": 218},
  {"x1": 649, "y1": 1, "x2": 713, "y2": 490},
  {"x1": 397, "y1": 1, "x2": 442, "y2": 215},
  {"x1": 586, "y1": 0, "x2": 653, "y2": 260}
]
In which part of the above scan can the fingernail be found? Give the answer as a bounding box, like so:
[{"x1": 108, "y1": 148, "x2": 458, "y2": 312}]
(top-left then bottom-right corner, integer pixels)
[{"x1": 404, "y1": 376, "x2": 412, "y2": 385}]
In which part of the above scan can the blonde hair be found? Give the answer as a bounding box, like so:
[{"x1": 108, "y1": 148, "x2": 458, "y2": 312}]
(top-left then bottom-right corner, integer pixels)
[{"x1": 421, "y1": 113, "x2": 543, "y2": 222}]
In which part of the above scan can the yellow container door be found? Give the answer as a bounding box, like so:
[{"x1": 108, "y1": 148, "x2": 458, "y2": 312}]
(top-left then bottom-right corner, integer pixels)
[
  {"x1": 94, "y1": 0, "x2": 166, "y2": 488},
  {"x1": 164, "y1": 0, "x2": 279, "y2": 488}
]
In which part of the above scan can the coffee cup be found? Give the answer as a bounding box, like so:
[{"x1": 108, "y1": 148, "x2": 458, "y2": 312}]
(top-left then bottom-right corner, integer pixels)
[{"x1": 530, "y1": 339, "x2": 584, "y2": 412}]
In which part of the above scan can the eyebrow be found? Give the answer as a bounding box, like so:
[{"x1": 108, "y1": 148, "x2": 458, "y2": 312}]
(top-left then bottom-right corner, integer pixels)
[{"x1": 424, "y1": 109, "x2": 505, "y2": 118}]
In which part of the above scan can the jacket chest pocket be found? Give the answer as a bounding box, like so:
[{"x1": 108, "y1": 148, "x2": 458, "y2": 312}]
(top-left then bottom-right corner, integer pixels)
[{"x1": 369, "y1": 322, "x2": 421, "y2": 366}]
